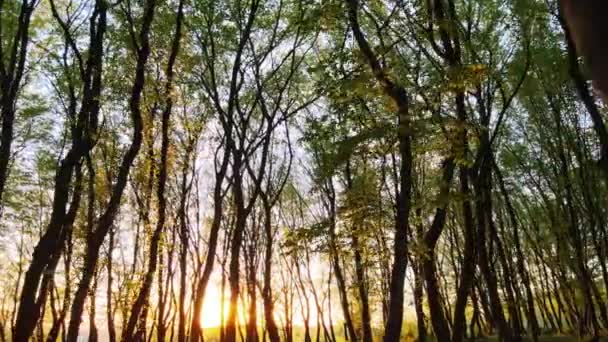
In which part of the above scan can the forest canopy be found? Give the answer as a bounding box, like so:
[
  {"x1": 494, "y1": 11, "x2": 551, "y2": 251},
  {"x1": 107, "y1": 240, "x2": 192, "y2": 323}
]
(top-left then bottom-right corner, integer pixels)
[{"x1": 0, "y1": 0, "x2": 607, "y2": 341}]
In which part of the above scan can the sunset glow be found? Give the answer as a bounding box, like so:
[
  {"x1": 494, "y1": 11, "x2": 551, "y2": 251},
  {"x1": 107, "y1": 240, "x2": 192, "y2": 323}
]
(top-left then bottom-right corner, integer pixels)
[{"x1": 200, "y1": 285, "x2": 228, "y2": 328}]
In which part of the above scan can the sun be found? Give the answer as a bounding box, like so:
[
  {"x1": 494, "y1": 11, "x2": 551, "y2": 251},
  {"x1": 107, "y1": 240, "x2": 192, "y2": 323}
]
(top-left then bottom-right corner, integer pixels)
[
  {"x1": 198, "y1": 281, "x2": 330, "y2": 330},
  {"x1": 200, "y1": 285, "x2": 229, "y2": 328}
]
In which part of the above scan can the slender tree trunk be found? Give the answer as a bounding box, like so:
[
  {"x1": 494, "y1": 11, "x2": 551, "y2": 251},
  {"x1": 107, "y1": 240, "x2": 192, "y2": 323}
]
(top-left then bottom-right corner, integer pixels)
[
  {"x1": 421, "y1": 159, "x2": 455, "y2": 342},
  {"x1": 177, "y1": 160, "x2": 190, "y2": 342},
  {"x1": 261, "y1": 204, "x2": 280, "y2": 342},
  {"x1": 107, "y1": 225, "x2": 117, "y2": 342},
  {"x1": 157, "y1": 246, "x2": 167, "y2": 342},
  {"x1": 412, "y1": 258, "x2": 426, "y2": 342},
  {"x1": 476, "y1": 191, "x2": 514, "y2": 341},
  {"x1": 344, "y1": 162, "x2": 372, "y2": 342},
  {"x1": 220, "y1": 257, "x2": 227, "y2": 342},
  {"x1": 411, "y1": 210, "x2": 427, "y2": 341},
  {"x1": 327, "y1": 270, "x2": 337, "y2": 342},
  {"x1": 246, "y1": 244, "x2": 258, "y2": 342},
  {"x1": 451, "y1": 109, "x2": 476, "y2": 341},
  {"x1": 324, "y1": 180, "x2": 357, "y2": 342},
  {"x1": 39, "y1": 169, "x2": 81, "y2": 342},
  {"x1": 88, "y1": 276, "x2": 98, "y2": 342},
  {"x1": 225, "y1": 153, "x2": 247, "y2": 342}
]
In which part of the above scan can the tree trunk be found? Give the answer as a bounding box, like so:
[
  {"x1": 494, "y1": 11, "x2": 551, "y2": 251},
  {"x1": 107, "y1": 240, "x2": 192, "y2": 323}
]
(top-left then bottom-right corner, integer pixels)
[
  {"x1": 107, "y1": 225, "x2": 117, "y2": 342},
  {"x1": 421, "y1": 159, "x2": 455, "y2": 342},
  {"x1": 88, "y1": 276, "x2": 98, "y2": 342},
  {"x1": 451, "y1": 101, "x2": 476, "y2": 341},
  {"x1": 476, "y1": 190, "x2": 514, "y2": 341},
  {"x1": 261, "y1": 204, "x2": 280, "y2": 342},
  {"x1": 246, "y1": 243, "x2": 258, "y2": 342},
  {"x1": 177, "y1": 157, "x2": 190, "y2": 342},
  {"x1": 225, "y1": 152, "x2": 247, "y2": 342},
  {"x1": 412, "y1": 258, "x2": 426, "y2": 342},
  {"x1": 324, "y1": 180, "x2": 357, "y2": 342},
  {"x1": 344, "y1": 162, "x2": 373, "y2": 342},
  {"x1": 558, "y1": 5, "x2": 608, "y2": 174}
]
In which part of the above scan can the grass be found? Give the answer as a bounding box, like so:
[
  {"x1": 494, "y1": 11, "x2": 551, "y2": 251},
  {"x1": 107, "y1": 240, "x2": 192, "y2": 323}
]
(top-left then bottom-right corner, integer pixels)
[
  {"x1": 200, "y1": 325, "x2": 608, "y2": 342},
  {"x1": 474, "y1": 337, "x2": 607, "y2": 342}
]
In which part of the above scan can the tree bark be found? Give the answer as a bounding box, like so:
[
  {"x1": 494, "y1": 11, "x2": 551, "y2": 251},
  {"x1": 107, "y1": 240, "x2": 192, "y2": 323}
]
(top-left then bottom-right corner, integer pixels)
[
  {"x1": 344, "y1": 162, "x2": 372, "y2": 342},
  {"x1": 558, "y1": 5, "x2": 608, "y2": 175},
  {"x1": 107, "y1": 225, "x2": 117, "y2": 342},
  {"x1": 261, "y1": 203, "x2": 280, "y2": 342},
  {"x1": 177, "y1": 151, "x2": 192, "y2": 342}
]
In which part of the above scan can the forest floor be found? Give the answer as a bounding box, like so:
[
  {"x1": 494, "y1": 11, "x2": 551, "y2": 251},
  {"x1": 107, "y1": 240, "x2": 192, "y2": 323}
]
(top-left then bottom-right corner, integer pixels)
[
  {"x1": 197, "y1": 331, "x2": 608, "y2": 342},
  {"x1": 478, "y1": 337, "x2": 608, "y2": 341},
  {"x1": 198, "y1": 326, "x2": 608, "y2": 342}
]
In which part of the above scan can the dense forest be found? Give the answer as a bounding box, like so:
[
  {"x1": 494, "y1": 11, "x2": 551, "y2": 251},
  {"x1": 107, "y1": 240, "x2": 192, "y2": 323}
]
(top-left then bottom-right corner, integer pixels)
[{"x1": 1, "y1": 0, "x2": 607, "y2": 341}]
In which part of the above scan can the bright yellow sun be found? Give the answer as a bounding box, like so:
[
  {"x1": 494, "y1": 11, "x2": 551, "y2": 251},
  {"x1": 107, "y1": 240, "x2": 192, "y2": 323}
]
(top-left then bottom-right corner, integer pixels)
[
  {"x1": 198, "y1": 281, "x2": 329, "y2": 329},
  {"x1": 200, "y1": 285, "x2": 229, "y2": 328}
]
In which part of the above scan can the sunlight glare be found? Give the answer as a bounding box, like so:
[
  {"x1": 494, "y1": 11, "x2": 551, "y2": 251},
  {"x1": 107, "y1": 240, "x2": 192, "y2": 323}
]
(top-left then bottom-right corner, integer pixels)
[{"x1": 200, "y1": 285, "x2": 228, "y2": 328}]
